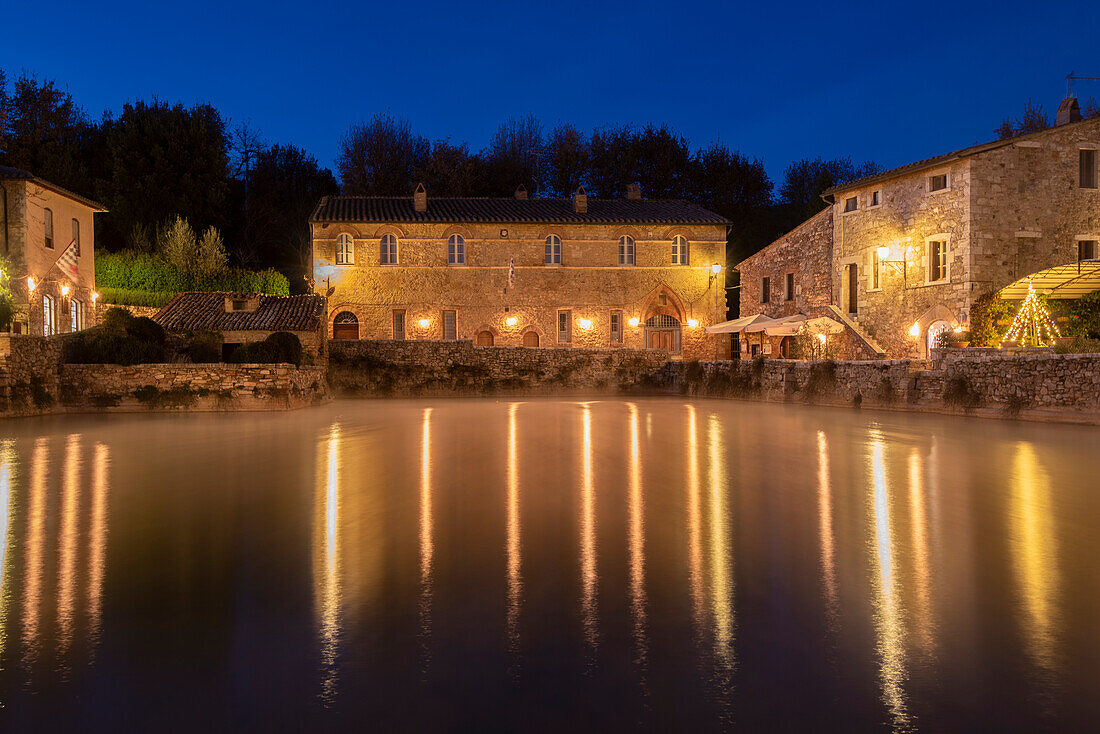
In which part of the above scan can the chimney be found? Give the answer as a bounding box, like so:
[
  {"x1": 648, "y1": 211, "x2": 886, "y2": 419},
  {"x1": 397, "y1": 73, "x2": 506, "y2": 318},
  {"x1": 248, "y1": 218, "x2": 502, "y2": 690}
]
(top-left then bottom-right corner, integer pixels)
[
  {"x1": 1057, "y1": 97, "x2": 1083, "y2": 126},
  {"x1": 626, "y1": 183, "x2": 642, "y2": 200},
  {"x1": 514, "y1": 184, "x2": 528, "y2": 200},
  {"x1": 414, "y1": 182, "x2": 427, "y2": 212},
  {"x1": 573, "y1": 186, "x2": 587, "y2": 214}
]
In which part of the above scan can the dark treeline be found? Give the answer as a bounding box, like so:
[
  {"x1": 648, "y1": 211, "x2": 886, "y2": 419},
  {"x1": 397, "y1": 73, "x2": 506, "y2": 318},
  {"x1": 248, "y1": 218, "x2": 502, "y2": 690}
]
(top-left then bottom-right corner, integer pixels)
[{"x1": 2, "y1": 68, "x2": 885, "y2": 286}]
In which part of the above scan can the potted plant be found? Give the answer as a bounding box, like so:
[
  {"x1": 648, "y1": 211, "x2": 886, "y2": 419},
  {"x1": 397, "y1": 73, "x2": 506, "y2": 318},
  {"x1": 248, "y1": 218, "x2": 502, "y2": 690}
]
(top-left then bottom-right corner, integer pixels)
[{"x1": 947, "y1": 329, "x2": 971, "y2": 348}]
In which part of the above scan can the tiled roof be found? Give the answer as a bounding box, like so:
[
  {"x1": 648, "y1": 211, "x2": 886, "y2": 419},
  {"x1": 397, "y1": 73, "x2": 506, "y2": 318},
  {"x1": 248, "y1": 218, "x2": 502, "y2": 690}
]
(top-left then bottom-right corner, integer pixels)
[
  {"x1": 823, "y1": 115, "x2": 1100, "y2": 197},
  {"x1": 153, "y1": 292, "x2": 326, "y2": 332},
  {"x1": 310, "y1": 196, "x2": 730, "y2": 225},
  {"x1": 0, "y1": 165, "x2": 108, "y2": 211}
]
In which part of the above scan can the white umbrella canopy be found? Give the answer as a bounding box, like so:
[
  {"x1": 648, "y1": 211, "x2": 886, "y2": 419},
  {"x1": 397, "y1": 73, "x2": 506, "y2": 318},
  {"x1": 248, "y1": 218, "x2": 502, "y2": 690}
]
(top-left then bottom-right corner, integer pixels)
[
  {"x1": 704, "y1": 313, "x2": 775, "y2": 334},
  {"x1": 763, "y1": 314, "x2": 845, "y2": 336}
]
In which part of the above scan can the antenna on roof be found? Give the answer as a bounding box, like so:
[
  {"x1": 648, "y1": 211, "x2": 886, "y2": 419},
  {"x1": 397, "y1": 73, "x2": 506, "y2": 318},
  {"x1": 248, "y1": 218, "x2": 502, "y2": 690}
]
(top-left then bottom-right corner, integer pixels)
[{"x1": 1067, "y1": 71, "x2": 1100, "y2": 97}]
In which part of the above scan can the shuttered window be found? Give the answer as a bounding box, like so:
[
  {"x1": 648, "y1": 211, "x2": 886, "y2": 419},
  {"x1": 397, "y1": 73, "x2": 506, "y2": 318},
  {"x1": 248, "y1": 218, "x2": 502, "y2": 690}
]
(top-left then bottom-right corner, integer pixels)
[{"x1": 443, "y1": 310, "x2": 457, "y2": 340}]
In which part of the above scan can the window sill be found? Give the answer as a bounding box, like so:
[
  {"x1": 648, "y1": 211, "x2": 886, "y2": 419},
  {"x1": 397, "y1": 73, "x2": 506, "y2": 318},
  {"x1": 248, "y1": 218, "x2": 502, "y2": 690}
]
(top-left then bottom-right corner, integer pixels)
[{"x1": 927, "y1": 188, "x2": 952, "y2": 196}]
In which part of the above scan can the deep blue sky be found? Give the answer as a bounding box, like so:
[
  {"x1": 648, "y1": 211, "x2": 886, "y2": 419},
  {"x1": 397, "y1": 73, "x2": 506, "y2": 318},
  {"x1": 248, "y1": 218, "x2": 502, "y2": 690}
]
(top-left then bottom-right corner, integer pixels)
[{"x1": 4, "y1": 0, "x2": 1099, "y2": 189}]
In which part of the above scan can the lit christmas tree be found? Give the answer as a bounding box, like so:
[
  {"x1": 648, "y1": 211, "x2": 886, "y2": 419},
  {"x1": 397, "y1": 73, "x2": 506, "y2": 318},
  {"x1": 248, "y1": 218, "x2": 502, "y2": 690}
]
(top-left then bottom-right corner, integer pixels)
[{"x1": 1002, "y1": 281, "x2": 1060, "y2": 347}]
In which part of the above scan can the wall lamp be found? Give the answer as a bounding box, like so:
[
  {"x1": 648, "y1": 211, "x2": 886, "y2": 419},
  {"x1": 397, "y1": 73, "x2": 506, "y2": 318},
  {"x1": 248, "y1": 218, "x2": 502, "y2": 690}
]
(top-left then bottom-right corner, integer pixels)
[
  {"x1": 877, "y1": 246, "x2": 909, "y2": 288},
  {"x1": 628, "y1": 317, "x2": 640, "y2": 328}
]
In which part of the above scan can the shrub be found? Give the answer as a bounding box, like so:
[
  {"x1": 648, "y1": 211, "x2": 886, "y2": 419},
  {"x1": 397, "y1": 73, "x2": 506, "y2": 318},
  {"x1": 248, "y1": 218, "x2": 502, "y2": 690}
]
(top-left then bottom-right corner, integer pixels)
[
  {"x1": 1053, "y1": 337, "x2": 1100, "y2": 354},
  {"x1": 944, "y1": 375, "x2": 982, "y2": 411},
  {"x1": 128, "y1": 316, "x2": 166, "y2": 345},
  {"x1": 970, "y1": 292, "x2": 1014, "y2": 347},
  {"x1": 64, "y1": 307, "x2": 167, "y2": 365},
  {"x1": 98, "y1": 288, "x2": 176, "y2": 308},
  {"x1": 228, "y1": 339, "x2": 284, "y2": 364},
  {"x1": 99, "y1": 307, "x2": 136, "y2": 335},
  {"x1": 187, "y1": 330, "x2": 222, "y2": 363},
  {"x1": 265, "y1": 331, "x2": 303, "y2": 366},
  {"x1": 95, "y1": 250, "x2": 290, "y2": 298}
]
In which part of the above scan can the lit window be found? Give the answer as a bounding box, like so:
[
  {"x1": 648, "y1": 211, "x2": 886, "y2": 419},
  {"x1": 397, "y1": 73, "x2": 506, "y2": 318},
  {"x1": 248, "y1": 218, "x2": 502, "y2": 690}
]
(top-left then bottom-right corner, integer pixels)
[
  {"x1": 72, "y1": 218, "x2": 81, "y2": 256},
  {"x1": 1081, "y1": 150, "x2": 1098, "y2": 189},
  {"x1": 618, "y1": 236, "x2": 635, "y2": 266},
  {"x1": 672, "y1": 235, "x2": 689, "y2": 265},
  {"x1": 785, "y1": 273, "x2": 794, "y2": 301},
  {"x1": 610, "y1": 310, "x2": 623, "y2": 343},
  {"x1": 557, "y1": 310, "x2": 571, "y2": 343},
  {"x1": 43, "y1": 293, "x2": 57, "y2": 335},
  {"x1": 336, "y1": 233, "x2": 354, "y2": 264},
  {"x1": 929, "y1": 174, "x2": 949, "y2": 192},
  {"x1": 70, "y1": 298, "x2": 84, "y2": 332},
  {"x1": 1079, "y1": 240, "x2": 1098, "y2": 262},
  {"x1": 843, "y1": 196, "x2": 858, "y2": 213},
  {"x1": 44, "y1": 208, "x2": 54, "y2": 249},
  {"x1": 761, "y1": 276, "x2": 770, "y2": 303},
  {"x1": 545, "y1": 234, "x2": 562, "y2": 265},
  {"x1": 448, "y1": 234, "x2": 465, "y2": 265},
  {"x1": 380, "y1": 234, "x2": 398, "y2": 265},
  {"x1": 928, "y1": 240, "x2": 949, "y2": 282}
]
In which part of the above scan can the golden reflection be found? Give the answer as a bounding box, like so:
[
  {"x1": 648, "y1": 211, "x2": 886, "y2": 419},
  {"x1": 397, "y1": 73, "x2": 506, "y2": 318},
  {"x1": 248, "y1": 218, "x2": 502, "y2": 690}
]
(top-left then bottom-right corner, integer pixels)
[
  {"x1": 87, "y1": 442, "x2": 110, "y2": 652},
  {"x1": 505, "y1": 403, "x2": 522, "y2": 662},
  {"x1": 707, "y1": 415, "x2": 735, "y2": 672},
  {"x1": 22, "y1": 437, "x2": 48, "y2": 668},
  {"x1": 1008, "y1": 442, "x2": 1060, "y2": 678},
  {"x1": 57, "y1": 434, "x2": 82, "y2": 656},
  {"x1": 817, "y1": 431, "x2": 839, "y2": 628},
  {"x1": 0, "y1": 440, "x2": 14, "y2": 661},
  {"x1": 627, "y1": 403, "x2": 648, "y2": 680},
  {"x1": 315, "y1": 423, "x2": 342, "y2": 703},
  {"x1": 686, "y1": 406, "x2": 704, "y2": 636},
  {"x1": 419, "y1": 408, "x2": 434, "y2": 671},
  {"x1": 868, "y1": 433, "x2": 912, "y2": 732},
  {"x1": 907, "y1": 448, "x2": 934, "y2": 656},
  {"x1": 580, "y1": 403, "x2": 598, "y2": 653}
]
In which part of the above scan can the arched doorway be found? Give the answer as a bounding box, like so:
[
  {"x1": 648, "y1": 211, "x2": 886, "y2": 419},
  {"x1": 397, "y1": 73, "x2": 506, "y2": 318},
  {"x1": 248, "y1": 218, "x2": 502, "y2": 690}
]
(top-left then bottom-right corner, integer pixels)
[
  {"x1": 780, "y1": 335, "x2": 795, "y2": 359},
  {"x1": 475, "y1": 330, "x2": 495, "y2": 346},
  {"x1": 645, "y1": 314, "x2": 681, "y2": 354},
  {"x1": 522, "y1": 331, "x2": 540, "y2": 347},
  {"x1": 332, "y1": 311, "x2": 359, "y2": 340},
  {"x1": 927, "y1": 320, "x2": 950, "y2": 355}
]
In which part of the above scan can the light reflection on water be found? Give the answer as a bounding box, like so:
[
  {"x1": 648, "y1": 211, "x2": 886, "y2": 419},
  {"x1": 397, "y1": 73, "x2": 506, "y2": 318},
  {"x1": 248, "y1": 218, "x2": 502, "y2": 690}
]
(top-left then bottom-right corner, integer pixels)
[{"x1": 0, "y1": 400, "x2": 1096, "y2": 730}]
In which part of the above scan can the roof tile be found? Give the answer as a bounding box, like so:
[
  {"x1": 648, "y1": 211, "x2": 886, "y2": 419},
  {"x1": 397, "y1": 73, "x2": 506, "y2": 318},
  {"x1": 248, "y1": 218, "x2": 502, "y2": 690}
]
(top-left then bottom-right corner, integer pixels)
[{"x1": 153, "y1": 292, "x2": 326, "y2": 333}]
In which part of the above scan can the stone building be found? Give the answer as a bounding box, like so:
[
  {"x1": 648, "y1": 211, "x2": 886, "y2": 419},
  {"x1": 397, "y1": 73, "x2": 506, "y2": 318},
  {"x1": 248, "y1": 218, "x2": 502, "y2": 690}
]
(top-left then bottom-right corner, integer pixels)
[
  {"x1": 309, "y1": 186, "x2": 729, "y2": 360},
  {"x1": 742, "y1": 97, "x2": 1100, "y2": 359},
  {"x1": 1, "y1": 166, "x2": 105, "y2": 335},
  {"x1": 153, "y1": 292, "x2": 328, "y2": 362}
]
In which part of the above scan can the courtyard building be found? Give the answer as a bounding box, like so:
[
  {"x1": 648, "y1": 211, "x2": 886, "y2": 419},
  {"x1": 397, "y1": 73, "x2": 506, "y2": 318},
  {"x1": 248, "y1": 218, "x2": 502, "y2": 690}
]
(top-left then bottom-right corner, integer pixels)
[
  {"x1": 1, "y1": 166, "x2": 105, "y2": 336},
  {"x1": 309, "y1": 185, "x2": 729, "y2": 360},
  {"x1": 741, "y1": 97, "x2": 1100, "y2": 359}
]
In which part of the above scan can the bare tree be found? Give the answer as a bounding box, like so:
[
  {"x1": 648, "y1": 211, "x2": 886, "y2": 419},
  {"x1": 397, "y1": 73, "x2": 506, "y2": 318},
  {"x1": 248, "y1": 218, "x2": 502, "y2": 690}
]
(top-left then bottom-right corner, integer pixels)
[{"x1": 336, "y1": 113, "x2": 429, "y2": 195}]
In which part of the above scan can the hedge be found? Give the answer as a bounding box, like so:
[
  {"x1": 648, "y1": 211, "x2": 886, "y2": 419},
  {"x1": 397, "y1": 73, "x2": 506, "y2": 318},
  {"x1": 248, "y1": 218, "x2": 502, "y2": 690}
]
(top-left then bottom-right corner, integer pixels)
[
  {"x1": 98, "y1": 287, "x2": 177, "y2": 308},
  {"x1": 95, "y1": 251, "x2": 290, "y2": 297}
]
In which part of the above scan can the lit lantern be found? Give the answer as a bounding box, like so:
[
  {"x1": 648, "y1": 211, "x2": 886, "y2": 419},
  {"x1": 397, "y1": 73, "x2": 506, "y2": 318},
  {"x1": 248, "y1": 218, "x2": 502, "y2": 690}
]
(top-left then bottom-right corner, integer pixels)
[
  {"x1": 505, "y1": 316, "x2": 518, "y2": 327},
  {"x1": 817, "y1": 333, "x2": 827, "y2": 344},
  {"x1": 711, "y1": 263, "x2": 722, "y2": 275},
  {"x1": 92, "y1": 291, "x2": 99, "y2": 302},
  {"x1": 417, "y1": 318, "x2": 430, "y2": 329},
  {"x1": 577, "y1": 318, "x2": 593, "y2": 330},
  {"x1": 628, "y1": 317, "x2": 640, "y2": 327},
  {"x1": 61, "y1": 284, "x2": 70, "y2": 296},
  {"x1": 687, "y1": 318, "x2": 699, "y2": 328},
  {"x1": 909, "y1": 322, "x2": 921, "y2": 338},
  {"x1": 877, "y1": 245, "x2": 891, "y2": 261},
  {"x1": 27, "y1": 276, "x2": 36, "y2": 292}
]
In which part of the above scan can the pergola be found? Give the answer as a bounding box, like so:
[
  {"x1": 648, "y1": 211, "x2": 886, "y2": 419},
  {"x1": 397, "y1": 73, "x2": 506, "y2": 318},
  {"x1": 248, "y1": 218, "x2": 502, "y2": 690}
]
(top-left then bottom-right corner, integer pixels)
[{"x1": 998, "y1": 261, "x2": 1100, "y2": 300}]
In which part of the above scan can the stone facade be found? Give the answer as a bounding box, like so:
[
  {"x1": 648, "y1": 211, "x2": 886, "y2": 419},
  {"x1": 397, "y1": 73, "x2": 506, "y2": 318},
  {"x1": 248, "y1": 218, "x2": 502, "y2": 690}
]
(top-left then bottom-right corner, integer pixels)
[
  {"x1": 328, "y1": 339, "x2": 670, "y2": 396},
  {"x1": 310, "y1": 195, "x2": 729, "y2": 361},
  {"x1": 1, "y1": 172, "x2": 104, "y2": 336}
]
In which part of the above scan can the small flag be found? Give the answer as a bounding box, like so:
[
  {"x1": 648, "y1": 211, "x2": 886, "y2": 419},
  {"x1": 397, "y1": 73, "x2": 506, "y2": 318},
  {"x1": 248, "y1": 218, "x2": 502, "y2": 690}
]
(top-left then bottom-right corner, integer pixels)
[
  {"x1": 57, "y1": 239, "x2": 79, "y2": 282},
  {"x1": 508, "y1": 258, "x2": 515, "y2": 288}
]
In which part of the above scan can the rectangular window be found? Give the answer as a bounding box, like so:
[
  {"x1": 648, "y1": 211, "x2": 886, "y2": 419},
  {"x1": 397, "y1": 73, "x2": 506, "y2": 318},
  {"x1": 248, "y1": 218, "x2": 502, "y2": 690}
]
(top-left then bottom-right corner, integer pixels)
[
  {"x1": 928, "y1": 240, "x2": 948, "y2": 282},
  {"x1": 557, "y1": 310, "x2": 571, "y2": 343},
  {"x1": 843, "y1": 196, "x2": 858, "y2": 213},
  {"x1": 610, "y1": 310, "x2": 623, "y2": 344},
  {"x1": 392, "y1": 310, "x2": 406, "y2": 340},
  {"x1": 870, "y1": 190, "x2": 881, "y2": 207},
  {"x1": 380, "y1": 237, "x2": 398, "y2": 265},
  {"x1": 785, "y1": 273, "x2": 794, "y2": 301},
  {"x1": 1081, "y1": 149, "x2": 1098, "y2": 189},
  {"x1": 72, "y1": 218, "x2": 81, "y2": 256},
  {"x1": 618, "y1": 238, "x2": 635, "y2": 265},
  {"x1": 929, "y1": 174, "x2": 948, "y2": 192},
  {"x1": 44, "y1": 208, "x2": 54, "y2": 249},
  {"x1": 671, "y1": 237, "x2": 689, "y2": 265},
  {"x1": 545, "y1": 238, "x2": 562, "y2": 264},
  {"x1": 872, "y1": 249, "x2": 881, "y2": 289},
  {"x1": 1079, "y1": 240, "x2": 1098, "y2": 262},
  {"x1": 70, "y1": 298, "x2": 84, "y2": 332},
  {"x1": 443, "y1": 310, "x2": 457, "y2": 340},
  {"x1": 761, "y1": 276, "x2": 770, "y2": 303},
  {"x1": 336, "y1": 237, "x2": 353, "y2": 264},
  {"x1": 43, "y1": 293, "x2": 57, "y2": 335}
]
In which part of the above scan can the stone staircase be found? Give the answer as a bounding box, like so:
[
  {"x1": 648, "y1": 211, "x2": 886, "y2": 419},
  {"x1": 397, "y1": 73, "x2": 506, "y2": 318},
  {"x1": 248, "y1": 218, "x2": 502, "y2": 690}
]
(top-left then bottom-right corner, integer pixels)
[{"x1": 824, "y1": 305, "x2": 887, "y2": 358}]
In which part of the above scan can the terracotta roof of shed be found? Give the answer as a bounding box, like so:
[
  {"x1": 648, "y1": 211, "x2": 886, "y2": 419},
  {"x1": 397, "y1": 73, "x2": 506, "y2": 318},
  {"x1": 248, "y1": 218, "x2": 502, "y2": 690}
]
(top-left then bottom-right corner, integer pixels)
[
  {"x1": 0, "y1": 165, "x2": 108, "y2": 211},
  {"x1": 310, "y1": 196, "x2": 729, "y2": 225},
  {"x1": 153, "y1": 292, "x2": 326, "y2": 332}
]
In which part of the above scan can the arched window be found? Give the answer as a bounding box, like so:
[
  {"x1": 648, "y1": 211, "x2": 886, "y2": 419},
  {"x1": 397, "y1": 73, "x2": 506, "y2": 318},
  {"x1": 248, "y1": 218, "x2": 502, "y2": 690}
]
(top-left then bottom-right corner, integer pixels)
[
  {"x1": 672, "y1": 235, "x2": 689, "y2": 265},
  {"x1": 72, "y1": 218, "x2": 81, "y2": 256},
  {"x1": 475, "y1": 330, "x2": 494, "y2": 346},
  {"x1": 380, "y1": 234, "x2": 398, "y2": 265},
  {"x1": 545, "y1": 234, "x2": 562, "y2": 265},
  {"x1": 618, "y1": 235, "x2": 635, "y2": 266},
  {"x1": 44, "y1": 208, "x2": 54, "y2": 249},
  {"x1": 336, "y1": 233, "x2": 353, "y2": 264},
  {"x1": 332, "y1": 311, "x2": 359, "y2": 340},
  {"x1": 448, "y1": 234, "x2": 465, "y2": 265}
]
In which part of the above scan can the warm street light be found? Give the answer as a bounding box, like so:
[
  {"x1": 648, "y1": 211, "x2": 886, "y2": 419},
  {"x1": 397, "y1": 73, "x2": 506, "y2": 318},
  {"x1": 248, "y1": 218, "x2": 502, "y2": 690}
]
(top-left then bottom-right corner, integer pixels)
[
  {"x1": 628, "y1": 317, "x2": 639, "y2": 327},
  {"x1": 92, "y1": 291, "x2": 99, "y2": 302},
  {"x1": 687, "y1": 319, "x2": 699, "y2": 328},
  {"x1": 61, "y1": 284, "x2": 70, "y2": 296},
  {"x1": 909, "y1": 322, "x2": 921, "y2": 338},
  {"x1": 711, "y1": 263, "x2": 722, "y2": 275},
  {"x1": 505, "y1": 316, "x2": 517, "y2": 327},
  {"x1": 417, "y1": 318, "x2": 430, "y2": 329},
  {"x1": 877, "y1": 245, "x2": 891, "y2": 261},
  {"x1": 27, "y1": 276, "x2": 36, "y2": 292},
  {"x1": 577, "y1": 318, "x2": 593, "y2": 330}
]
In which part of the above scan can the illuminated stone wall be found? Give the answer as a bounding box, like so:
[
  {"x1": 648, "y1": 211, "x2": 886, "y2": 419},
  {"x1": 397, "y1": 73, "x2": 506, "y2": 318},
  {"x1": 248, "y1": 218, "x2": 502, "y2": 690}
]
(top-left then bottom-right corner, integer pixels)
[
  {"x1": 311, "y1": 220, "x2": 728, "y2": 361},
  {"x1": 737, "y1": 208, "x2": 834, "y2": 319}
]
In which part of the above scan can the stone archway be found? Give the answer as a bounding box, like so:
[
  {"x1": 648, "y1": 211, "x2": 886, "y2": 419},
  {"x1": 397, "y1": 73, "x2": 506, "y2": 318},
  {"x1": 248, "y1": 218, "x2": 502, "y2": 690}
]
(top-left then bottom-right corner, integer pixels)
[
  {"x1": 332, "y1": 311, "x2": 359, "y2": 340},
  {"x1": 522, "y1": 331, "x2": 540, "y2": 347},
  {"x1": 475, "y1": 330, "x2": 495, "y2": 346}
]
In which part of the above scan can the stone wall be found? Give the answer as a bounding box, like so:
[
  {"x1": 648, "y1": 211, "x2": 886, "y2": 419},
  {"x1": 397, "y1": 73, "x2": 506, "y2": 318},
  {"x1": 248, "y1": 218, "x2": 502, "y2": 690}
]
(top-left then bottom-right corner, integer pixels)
[
  {"x1": 0, "y1": 333, "x2": 74, "y2": 415},
  {"x1": 328, "y1": 339, "x2": 670, "y2": 396},
  {"x1": 107, "y1": 303, "x2": 161, "y2": 319},
  {"x1": 312, "y1": 219, "x2": 728, "y2": 360},
  {"x1": 738, "y1": 208, "x2": 834, "y2": 318},
  {"x1": 58, "y1": 364, "x2": 330, "y2": 412}
]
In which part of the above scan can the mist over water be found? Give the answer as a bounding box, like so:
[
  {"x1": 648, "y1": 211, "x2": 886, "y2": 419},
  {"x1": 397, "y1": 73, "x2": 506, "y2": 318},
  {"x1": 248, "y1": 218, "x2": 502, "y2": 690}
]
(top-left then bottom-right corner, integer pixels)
[{"x1": 1, "y1": 399, "x2": 1099, "y2": 731}]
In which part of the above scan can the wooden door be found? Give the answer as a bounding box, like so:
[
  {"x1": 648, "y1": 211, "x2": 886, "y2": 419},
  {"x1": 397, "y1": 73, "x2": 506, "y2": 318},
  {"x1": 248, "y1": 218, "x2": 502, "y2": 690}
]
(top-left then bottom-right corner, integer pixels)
[
  {"x1": 475, "y1": 330, "x2": 494, "y2": 346},
  {"x1": 522, "y1": 331, "x2": 539, "y2": 347},
  {"x1": 847, "y1": 264, "x2": 859, "y2": 315}
]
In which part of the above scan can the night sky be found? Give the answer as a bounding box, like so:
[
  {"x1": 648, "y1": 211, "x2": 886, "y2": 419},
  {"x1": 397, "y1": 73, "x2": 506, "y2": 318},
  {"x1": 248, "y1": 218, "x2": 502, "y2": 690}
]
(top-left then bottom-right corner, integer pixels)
[{"x1": 4, "y1": 0, "x2": 1099, "y2": 185}]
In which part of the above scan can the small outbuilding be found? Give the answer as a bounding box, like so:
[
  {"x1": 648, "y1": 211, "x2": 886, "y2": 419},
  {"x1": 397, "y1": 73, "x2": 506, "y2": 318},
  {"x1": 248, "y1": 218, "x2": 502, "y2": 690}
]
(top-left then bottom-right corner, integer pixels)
[{"x1": 153, "y1": 292, "x2": 328, "y2": 362}]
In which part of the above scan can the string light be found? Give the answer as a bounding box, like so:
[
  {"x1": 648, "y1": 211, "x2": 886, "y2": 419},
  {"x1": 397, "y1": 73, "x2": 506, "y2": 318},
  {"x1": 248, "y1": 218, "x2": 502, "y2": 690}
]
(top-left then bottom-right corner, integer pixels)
[{"x1": 1002, "y1": 281, "x2": 1060, "y2": 347}]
